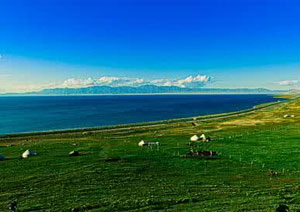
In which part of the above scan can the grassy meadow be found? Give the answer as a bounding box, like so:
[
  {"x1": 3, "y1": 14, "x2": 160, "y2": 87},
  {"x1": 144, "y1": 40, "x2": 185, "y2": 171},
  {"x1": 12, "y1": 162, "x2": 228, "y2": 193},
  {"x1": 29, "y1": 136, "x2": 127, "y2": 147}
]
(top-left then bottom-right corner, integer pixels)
[{"x1": 1, "y1": 97, "x2": 300, "y2": 211}]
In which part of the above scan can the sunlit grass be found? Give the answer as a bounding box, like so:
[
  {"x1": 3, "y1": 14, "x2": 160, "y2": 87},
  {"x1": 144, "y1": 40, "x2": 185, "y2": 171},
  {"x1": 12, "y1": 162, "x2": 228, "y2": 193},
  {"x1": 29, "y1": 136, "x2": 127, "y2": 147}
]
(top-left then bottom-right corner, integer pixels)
[{"x1": 1, "y1": 98, "x2": 300, "y2": 211}]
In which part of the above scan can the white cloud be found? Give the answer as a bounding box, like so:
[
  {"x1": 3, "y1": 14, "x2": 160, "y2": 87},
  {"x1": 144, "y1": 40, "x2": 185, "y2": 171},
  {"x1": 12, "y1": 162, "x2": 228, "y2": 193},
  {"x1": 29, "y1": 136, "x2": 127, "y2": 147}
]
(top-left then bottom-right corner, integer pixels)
[
  {"x1": 279, "y1": 80, "x2": 299, "y2": 86},
  {"x1": 61, "y1": 78, "x2": 95, "y2": 88},
  {"x1": 98, "y1": 76, "x2": 119, "y2": 84},
  {"x1": 150, "y1": 78, "x2": 174, "y2": 86},
  {"x1": 177, "y1": 75, "x2": 211, "y2": 88},
  {"x1": 150, "y1": 75, "x2": 211, "y2": 88},
  {"x1": 57, "y1": 75, "x2": 212, "y2": 89},
  {"x1": 97, "y1": 77, "x2": 145, "y2": 87}
]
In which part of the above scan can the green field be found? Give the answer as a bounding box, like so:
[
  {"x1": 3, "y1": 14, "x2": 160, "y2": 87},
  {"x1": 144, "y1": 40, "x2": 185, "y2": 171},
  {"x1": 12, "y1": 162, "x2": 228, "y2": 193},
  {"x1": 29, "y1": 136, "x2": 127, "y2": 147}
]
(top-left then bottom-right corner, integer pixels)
[{"x1": 1, "y1": 97, "x2": 300, "y2": 211}]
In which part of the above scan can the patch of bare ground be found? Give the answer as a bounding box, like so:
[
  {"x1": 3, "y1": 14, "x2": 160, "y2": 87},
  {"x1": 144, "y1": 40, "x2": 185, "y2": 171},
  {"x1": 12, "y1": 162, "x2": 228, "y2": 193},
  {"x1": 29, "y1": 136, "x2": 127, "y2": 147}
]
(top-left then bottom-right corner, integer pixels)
[{"x1": 220, "y1": 119, "x2": 264, "y2": 127}]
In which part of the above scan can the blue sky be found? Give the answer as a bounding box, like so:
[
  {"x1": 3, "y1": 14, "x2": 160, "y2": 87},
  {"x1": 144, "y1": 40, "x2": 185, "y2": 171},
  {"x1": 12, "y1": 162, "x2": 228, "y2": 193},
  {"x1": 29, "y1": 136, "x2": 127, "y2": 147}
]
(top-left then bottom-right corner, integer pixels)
[{"x1": 0, "y1": 0, "x2": 300, "y2": 92}]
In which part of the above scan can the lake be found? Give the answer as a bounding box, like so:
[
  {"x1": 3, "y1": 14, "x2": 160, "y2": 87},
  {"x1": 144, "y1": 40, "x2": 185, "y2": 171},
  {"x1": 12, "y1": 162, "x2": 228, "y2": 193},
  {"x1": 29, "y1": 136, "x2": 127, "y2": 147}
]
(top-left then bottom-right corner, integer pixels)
[{"x1": 0, "y1": 94, "x2": 281, "y2": 134}]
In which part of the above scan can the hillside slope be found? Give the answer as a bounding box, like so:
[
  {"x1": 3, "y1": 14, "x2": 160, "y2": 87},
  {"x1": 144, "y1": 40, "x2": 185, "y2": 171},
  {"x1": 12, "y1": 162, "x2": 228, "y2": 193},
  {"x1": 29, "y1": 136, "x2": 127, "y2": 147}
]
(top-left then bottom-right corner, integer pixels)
[{"x1": 1, "y1": 98, "x2": 300, "y2": 211}]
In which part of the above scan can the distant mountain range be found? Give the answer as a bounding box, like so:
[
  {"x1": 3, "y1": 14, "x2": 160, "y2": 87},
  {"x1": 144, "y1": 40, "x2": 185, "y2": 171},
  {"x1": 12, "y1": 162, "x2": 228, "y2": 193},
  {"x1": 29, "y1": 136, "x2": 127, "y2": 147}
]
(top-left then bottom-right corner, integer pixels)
[{"x1": 3, "y1": 85, "x2": 287, "y2": 95}]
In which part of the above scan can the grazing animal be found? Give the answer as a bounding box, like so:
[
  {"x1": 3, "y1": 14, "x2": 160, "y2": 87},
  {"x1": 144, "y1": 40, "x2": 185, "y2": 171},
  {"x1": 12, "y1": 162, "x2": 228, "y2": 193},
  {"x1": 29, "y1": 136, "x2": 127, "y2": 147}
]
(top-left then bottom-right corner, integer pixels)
[
  {"x1": 8, "y1": 201, "x2": 17, "y2": 211},
  {"x1": 275, "y1": 205, "x2": 289, "y2": 212},
  {"x1": 269, "y1": 168, "x2": 279, "y2": 176},
  {"x1": 189, "y1": 150, "x2": 217, "y2": 157},
  {"x1": 0, "y1": 154, "x2": 5, "y2": 161},
  {"x1": 192, "y1": 122, "x2": 197, "y2": 126},
  {"x1": 69, "y1": 150, "x2": 79, "y2": 156}
]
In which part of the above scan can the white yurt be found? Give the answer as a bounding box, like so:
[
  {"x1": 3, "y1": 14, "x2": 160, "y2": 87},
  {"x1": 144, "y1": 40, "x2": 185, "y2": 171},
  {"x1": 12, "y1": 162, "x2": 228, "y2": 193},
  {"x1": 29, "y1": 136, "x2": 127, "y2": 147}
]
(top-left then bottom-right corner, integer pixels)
[
  {"x1": 190, "y1": 135, "x2": 199, "y2": 142},
  {"x1": 138, "y1": 140, "x2": 159, "y2": 146},
  {"x1": 138, "y1": 140, "x2": 146, "y2": 147},
  {"x1": 200, "y1": 134, "x2": 206, "y2": 141},
  {"x1": 22, "y1": 149, "x2": 37, "y2": 159}
]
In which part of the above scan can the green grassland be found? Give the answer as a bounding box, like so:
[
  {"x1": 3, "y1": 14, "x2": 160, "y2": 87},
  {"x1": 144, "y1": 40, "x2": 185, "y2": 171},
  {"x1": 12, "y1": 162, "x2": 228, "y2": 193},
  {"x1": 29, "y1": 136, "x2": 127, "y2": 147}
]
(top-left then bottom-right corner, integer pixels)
[{"x1": 1, "y1": 97, "x2": 300, "y2": 211}]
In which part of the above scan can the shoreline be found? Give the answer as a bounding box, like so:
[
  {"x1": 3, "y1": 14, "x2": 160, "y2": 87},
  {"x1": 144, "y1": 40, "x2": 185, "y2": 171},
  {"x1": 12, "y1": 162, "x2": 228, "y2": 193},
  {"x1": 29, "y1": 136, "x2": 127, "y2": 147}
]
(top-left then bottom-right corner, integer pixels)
[
  {"x1": 0, "y1": 98, "x2": 289, "y2": 139},
  {"x1": 0, "y1": 92, "x2": 288, "y2": 97}
]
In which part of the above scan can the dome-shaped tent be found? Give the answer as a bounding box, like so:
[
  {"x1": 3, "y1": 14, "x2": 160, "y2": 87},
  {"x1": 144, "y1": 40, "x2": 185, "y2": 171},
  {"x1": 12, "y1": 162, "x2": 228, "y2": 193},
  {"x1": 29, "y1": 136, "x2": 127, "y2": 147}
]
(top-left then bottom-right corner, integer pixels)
[
  {"x1": 200, "y1": 134, "x2": 206, "y2": 142},
  {"x1": 22, "y1": 150, "x2": 37, "y2": 159},
  {"x1": 190, "y1": 135, "x2": 199, "y2": 142}
]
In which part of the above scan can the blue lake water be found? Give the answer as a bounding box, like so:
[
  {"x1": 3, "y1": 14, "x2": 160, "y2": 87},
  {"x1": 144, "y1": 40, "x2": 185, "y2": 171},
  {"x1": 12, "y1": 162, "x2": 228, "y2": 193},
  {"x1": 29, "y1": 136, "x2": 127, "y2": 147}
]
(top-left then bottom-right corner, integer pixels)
[{"x1": 0, "y1": 95, "x2": 280, "y2": 134}]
